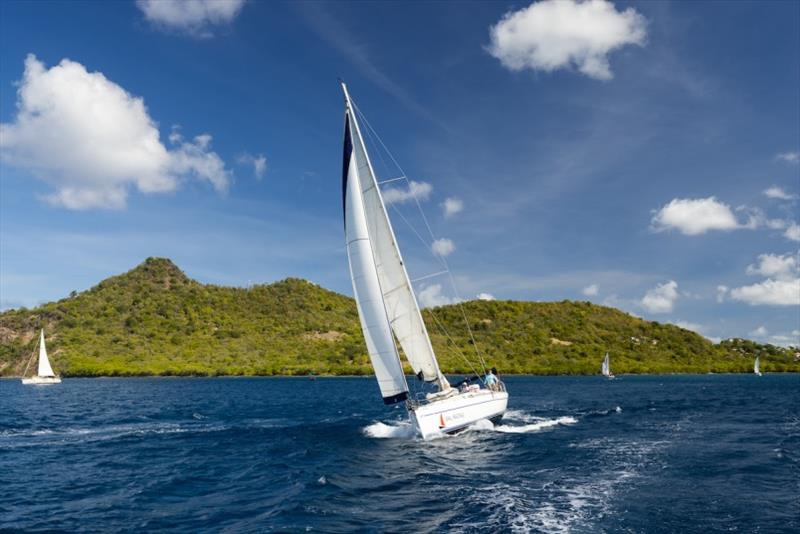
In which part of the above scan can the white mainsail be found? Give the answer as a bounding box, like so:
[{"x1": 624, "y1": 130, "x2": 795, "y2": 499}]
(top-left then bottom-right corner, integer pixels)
[
  {"x1": 601, "y1": 352, "x2": 610, "y2": 377},
  {"x1": 754, "y1": 356, "x2": 760, "y2": 375},
  {"x1": 37, "y1": 329, "x2": 56, "y2": 378},
  {"x1": 342, "y1": 83, "x2": 449, "y2": 399}
]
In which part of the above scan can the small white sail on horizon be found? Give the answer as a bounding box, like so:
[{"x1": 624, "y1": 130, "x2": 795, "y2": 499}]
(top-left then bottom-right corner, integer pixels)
[
  {"x1": 601, "y1": 352, "x2": 614, "y2": 379},
  {"x1": 22, "y1": 329, "x2": 61, "y2": 385},
  {"x1": 340, "y1": 82, "x2": 507, "y2": 438},
  {"x1": 754, "y1": 356, "x2": 762, "y2": 376}
]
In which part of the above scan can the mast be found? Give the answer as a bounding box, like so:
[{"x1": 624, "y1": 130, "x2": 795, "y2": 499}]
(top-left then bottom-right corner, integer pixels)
[{"x1": 341, "y1": 82, "x2": 450, "y2": 392}]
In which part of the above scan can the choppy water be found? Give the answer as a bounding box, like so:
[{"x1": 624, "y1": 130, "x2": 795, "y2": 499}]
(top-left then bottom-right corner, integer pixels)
[{"x1": 1, "y1": 375, "x2": 797, "y2": 532}]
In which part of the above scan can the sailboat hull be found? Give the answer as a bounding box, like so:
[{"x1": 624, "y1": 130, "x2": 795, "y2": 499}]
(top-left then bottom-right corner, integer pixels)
[
  {"x1": 409, "y1": 389, "x2": 508, "y2": 440},
  {"x1": 21, "y1": 376, "x2": 61, "y2": 385}
]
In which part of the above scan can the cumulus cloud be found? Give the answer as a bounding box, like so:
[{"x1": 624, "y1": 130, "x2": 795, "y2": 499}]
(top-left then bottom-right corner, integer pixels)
[
  {"x1": 382, "y1": 180, "x2": 432, "y2": 205},
  {"x1": 746, "y1": 253, "x2": 797, "y2": 279},
  {"x1": 763, "y1": 186, "x2": 795, "y2": 200},
  {"x1": 137, "y1": 0, "x2": 245, "y2": 36},
  {"x1": 785, "y1": 223, "x2": 800, "y2": 242},
  {"x1": 477, "y1": 292, "x2": 495, "y2": 301},
  {"x1": 417, "y1": 284, "x2": 455, "y2": 308},
  {"x1": 237, "y1": 153, "x2": 267, "y2": 179},
  {"x1": 730, "y1": 279, "x2": 799, "y2": 306},
  {"x1": 442, "y1": 197, "x2": 464, "y2": 218},
  {"x1": 431, "y1": 238, "x2": 456, "y2": 257},
  {"x1": 776, "y1": 151, "x2": 799, "y2": 164},
  {"x1": 487, "y1": 0, "x2": 647, "y2": 81},
  {"x1": 641, "y1": 280, "x2": 679, "y2": 314},
  {"x1": 651, "y1": 197, "x2": 742, "y2": 235},
  {"x1": 0, "y1": 55, "x2": 230, "y2": 210},
  {"x1": 582, "y1": 284, "x2": 599, "y2": 296},
  {"x1": 729, "y1": 252, "x2": 800, "y2": 306}
]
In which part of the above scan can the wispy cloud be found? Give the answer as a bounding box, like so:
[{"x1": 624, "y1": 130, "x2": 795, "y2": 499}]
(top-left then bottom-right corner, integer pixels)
[
  {"x1": 776, "y1": 151, "x2": 799, "y2": 164},
  {"x1": 237, "y1": 153, "x2": 267, "y2": 180},
  {"x1": 582, "y1": 284, "x2": 599, "y2": 297},
  {"x1": 295, "y1": 3, "x2": 444, "y2": 128},
  {"x1": 431, "y1": 238, "x2": 455, "y2": 257}
]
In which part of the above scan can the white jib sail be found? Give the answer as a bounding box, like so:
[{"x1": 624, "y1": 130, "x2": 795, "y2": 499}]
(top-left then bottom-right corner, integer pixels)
[
  {"x1": 602, "y1": 353, "x2": 610, "y2": 376},
  {"x1": 343, "y1": 84, "x2": 447, "y2": 389},
  {"x1": 343, "y1": 109, "x2": 408, "y2": 404},
  {"x1": 37, "y1": 329, "x2": 55, "y2": 378},
  {"x1": 754, "y1": 357, "x2": 760, "y2": 374}
]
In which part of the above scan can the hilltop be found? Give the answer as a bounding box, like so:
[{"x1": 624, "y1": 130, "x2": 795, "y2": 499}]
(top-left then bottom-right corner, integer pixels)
[{"x1": 1, "y1": 258, "x2": 797, "y2": 376}]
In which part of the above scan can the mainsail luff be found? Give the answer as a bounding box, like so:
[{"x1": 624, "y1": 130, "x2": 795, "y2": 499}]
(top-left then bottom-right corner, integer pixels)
[
  {"x1": 37, "y1": 329, "x2": 55, "y2": 378},
  {"x1": 341, "y1": 83, "x2": 448, "y2": 391}
]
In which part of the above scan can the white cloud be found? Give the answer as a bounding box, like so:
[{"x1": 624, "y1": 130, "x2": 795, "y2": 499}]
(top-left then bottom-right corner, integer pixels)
[
  {"x1": 477, "y1": 292, "x2": 495, "y2": 301},
  {"x1": 137, "y1": 0, "x2": 244, "y2": 36},
  {"x1": 746, "y1": 253, "x2": 798, "y2": 280},
  {"x1": 581, "y1": 283, "x2": 599, "y2": 296},
  {"x1": 238, "y1": 153, "x2": 267, "y2": 179},
  {"x1": 0, "y1": 55, "x2": 230, "y2": 210},
  {"x1": 382, "y1": 180, "x2": 432, "y2": 205},
  {"x1": 442, "y1": 197, "x2": 464, "y2": 218},
  {"x1": 785, "y1": 223, "x2": 800, "y2": 242},
  {"x1": 763, "y1": 186, "x2": 795, "y2": 200},
  {"x1": 651, "y1": 197, "x2": 741, "y2": 235},
  {"x1": 640, "y1": 280, "x2": 679, "y2": 314},
  {"x1": 417, "y1": 284, "x2": 454, "y2": 308},
  {"x1": 487, "y1": 0, "x2": 647, "y2": 81},
  {"x1": 749, "y1": 326, "x2": 768, "y2": 337},
  {"x1": 716, "y1": 285, "x2": 729, "y2": 303},
  {"x1": 776, "y1": 151, "x2": 800, "y2": 164},
  {"x1": 431, "y1": 238, "x2": 456, "y2": 257},
  {"x1": 730, "y1": 278, "x2": 800, "y2": 306}
]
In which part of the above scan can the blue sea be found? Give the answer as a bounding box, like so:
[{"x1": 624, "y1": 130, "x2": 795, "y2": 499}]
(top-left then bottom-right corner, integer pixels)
[{"x1": 1, "y1": 375, "x2": 797, "y2": 532}]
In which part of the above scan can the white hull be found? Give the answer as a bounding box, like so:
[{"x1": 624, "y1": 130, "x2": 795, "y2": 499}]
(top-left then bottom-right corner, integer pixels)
[
  {"x1": 21, "y1": 376, "x2": 61, "y2": 385},
  {"x1": 409, "y1": 388, "x2": 508, "y2": 440}
]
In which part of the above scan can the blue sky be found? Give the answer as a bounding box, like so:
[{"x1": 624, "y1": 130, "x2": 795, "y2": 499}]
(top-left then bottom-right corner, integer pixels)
[{"x1": 1, "y1": 0, "x2": 798, "y2": 346}]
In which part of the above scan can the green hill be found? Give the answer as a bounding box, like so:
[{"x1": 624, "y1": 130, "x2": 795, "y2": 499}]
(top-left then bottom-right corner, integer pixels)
[{"x1": 1, "y1": 258, "x2": 797, "y2": 377}]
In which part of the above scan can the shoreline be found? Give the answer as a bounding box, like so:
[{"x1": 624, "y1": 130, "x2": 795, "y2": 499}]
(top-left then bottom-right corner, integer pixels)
[{"x1": 3, "y1": 371, "x2": 797, "y2": 380}]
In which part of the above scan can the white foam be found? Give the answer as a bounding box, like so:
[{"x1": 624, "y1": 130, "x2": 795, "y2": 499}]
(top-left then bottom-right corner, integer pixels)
[
  {"x1": 494, "y1": 416, "x2": 578, "y2": 434},
  {"x1": 362, "y1": 421, "x2": 415, "y2": 439}
]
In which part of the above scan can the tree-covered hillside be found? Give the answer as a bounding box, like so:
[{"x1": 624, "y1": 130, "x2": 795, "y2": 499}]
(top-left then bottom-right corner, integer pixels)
[{"x1": 1, "y1": 258, "x2": 797, "y2": 377}]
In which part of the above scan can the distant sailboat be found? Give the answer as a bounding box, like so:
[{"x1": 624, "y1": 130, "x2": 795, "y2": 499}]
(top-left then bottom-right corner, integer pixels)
[
  {"x1": 601, "y1": 352, "x2": 615, "y2": 379},
  {"x1": 21, "y1": 329, "x2": 61, "y2": 385},
  {"x1": 754, "y1": 356, "x2": 762, "y2": 376},
  {"x1": 340, "y1": 82, "x2": 508, "y2": 439}
]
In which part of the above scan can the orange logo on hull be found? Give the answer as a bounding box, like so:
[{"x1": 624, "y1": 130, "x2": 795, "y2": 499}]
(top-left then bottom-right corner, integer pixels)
[{"x1": 439, "y1": 414, "x2": 446, "y2": 428}]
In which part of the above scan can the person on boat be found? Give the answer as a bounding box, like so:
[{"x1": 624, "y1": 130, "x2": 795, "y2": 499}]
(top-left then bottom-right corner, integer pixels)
[{"x1": 484, "y1": 369, "x2": 498, "y2": 390}]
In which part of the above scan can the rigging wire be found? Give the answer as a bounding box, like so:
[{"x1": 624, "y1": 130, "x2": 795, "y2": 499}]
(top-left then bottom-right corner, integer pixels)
[{"x1": 353, "y1": 102, "x2": 489, "y2": 378}]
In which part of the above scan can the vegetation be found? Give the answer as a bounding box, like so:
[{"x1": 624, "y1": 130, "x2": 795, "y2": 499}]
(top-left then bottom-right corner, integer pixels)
[{"x1": 1, "y1": 258, "x2": 797, "y2": 377}]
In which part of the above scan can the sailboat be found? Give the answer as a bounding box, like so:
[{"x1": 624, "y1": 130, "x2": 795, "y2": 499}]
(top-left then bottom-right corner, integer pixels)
[
  {"x1": 21, "y1": 329, "x2": 61, "y2": 385},
  {"x1": 340, "y1": 82, "x2": 508, "y2": 439},
  {"x1": 754, "y1": 356, "x2": 762, "y2": 376},
  {"x1": 601, "y1": 352, "x2": 614, "y2": 379}
]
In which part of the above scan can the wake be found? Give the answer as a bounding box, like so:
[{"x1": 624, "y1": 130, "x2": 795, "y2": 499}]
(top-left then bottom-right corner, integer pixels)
[{"x1": 362, "y1": 409, "x2": 585, "y2": 439}]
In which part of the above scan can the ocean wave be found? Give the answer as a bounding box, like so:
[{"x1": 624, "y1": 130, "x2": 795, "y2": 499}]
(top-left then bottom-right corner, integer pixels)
[{"x1": 492, "y1": 416, "x2": 578, "y2": 434}]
